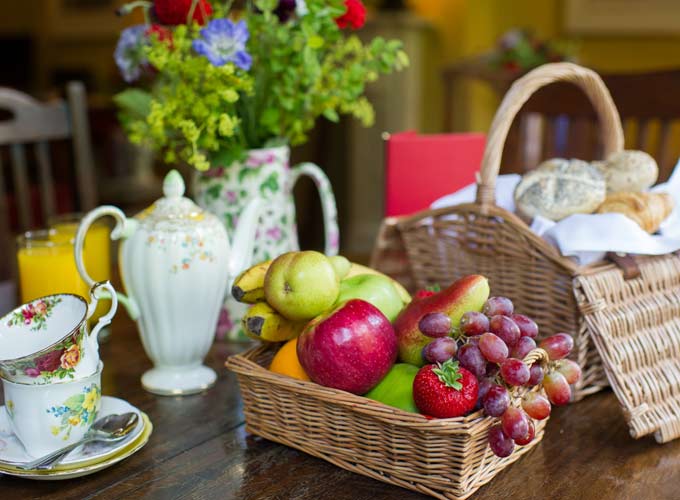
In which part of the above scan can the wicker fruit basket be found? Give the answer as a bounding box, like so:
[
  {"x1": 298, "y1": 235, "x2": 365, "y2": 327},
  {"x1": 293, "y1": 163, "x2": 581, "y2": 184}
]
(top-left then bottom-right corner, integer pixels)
[{"x1": 227, "y1": 345, "x2": 550, "y2": 500}]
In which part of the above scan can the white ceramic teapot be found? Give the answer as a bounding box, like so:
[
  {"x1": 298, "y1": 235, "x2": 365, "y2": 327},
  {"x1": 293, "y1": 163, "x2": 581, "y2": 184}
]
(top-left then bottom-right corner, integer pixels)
[{"x1": 74, "y1": 170, "x2": 262, "y2": 395}]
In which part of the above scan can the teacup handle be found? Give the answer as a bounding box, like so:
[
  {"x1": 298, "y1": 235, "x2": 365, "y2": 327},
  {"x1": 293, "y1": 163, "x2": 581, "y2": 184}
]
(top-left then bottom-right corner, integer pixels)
[
  {"x1": 86, "y1": 281, "x2": 118, "y2": 341},
  {"x1": 74, "y1": 206, "x2": 140, "y2": 320},
  {"x1": 289, "y1": 162, "x2": 339, "y2": 256}
]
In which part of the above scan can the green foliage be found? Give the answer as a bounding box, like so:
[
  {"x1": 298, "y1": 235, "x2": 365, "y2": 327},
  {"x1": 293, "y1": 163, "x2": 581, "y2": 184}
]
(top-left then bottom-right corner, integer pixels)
[{"x1": 115, "y1": 0, "x2": 408, "y2": 170}]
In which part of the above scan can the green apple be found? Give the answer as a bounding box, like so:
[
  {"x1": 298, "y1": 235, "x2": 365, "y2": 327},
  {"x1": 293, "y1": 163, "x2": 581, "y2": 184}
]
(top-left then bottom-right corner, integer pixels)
[
  {"x1": 329, "y1": 255, "x2": 351, "y2": 280},
  {"x1": 264, "y1": 251, "x2": 340, "y2": 321},
  {"x1": 336, "y1": 274, "x2": 405, "y2": 322},
  {"x1": 365, "y1": 363, "x2": 419, "y2": 412}
]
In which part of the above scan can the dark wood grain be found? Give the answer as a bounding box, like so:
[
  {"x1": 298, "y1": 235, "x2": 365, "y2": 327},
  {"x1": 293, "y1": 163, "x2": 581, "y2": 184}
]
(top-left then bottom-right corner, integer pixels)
[{"x1": 3, "y1": 315, "x2": 680, "y2": 499}]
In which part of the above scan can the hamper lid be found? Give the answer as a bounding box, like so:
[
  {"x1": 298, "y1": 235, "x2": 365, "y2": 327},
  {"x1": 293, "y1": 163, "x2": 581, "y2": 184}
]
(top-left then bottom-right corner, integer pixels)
[{"x1": 574, "y1": 253, "x2": 680, "y2": 444}]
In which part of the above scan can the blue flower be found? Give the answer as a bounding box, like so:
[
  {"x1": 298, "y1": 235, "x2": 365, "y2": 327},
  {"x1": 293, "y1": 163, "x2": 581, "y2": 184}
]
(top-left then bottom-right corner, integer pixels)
[
  {"x1": 192, "y1": 19, "x2": 252, "y2": 70},
  {"x1": 114, "y1": 25, "x2": 148, "y2": 83}
]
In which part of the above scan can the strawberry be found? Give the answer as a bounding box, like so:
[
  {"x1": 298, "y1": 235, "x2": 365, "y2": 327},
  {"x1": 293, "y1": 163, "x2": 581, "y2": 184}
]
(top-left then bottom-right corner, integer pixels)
[{"x1": 413, "y1": 359, "x2": 478, "y2": 418}]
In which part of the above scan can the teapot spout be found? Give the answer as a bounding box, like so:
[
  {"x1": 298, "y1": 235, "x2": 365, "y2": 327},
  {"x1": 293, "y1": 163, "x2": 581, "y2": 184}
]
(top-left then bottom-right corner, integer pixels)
[{"x1": 228, "y1": 198, "x2": 264, "y2": 282}]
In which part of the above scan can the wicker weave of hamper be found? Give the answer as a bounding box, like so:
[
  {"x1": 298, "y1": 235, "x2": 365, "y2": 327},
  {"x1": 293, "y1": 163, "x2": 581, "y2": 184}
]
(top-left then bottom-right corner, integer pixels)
[
  {"x1": 226, "y1": 346, "x2": 550, "y2": 500},
  {"x1": 391, "y1": 63, "x2": 624, "y2": 401},
  {"x1": 377, "y1": 62, "x2": 680, "y2": 443}
]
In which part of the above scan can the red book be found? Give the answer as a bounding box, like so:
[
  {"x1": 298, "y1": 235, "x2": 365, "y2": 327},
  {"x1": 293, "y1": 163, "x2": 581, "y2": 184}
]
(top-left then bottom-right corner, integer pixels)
[{"x1": 384, "y1": 131, "x2": 486, "y2": 217}]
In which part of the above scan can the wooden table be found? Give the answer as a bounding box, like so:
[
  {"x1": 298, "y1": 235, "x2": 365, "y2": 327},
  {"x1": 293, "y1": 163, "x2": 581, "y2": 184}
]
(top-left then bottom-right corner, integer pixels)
[{"x1": 2, "y1": 314, "x2": 680, "y2": 500}]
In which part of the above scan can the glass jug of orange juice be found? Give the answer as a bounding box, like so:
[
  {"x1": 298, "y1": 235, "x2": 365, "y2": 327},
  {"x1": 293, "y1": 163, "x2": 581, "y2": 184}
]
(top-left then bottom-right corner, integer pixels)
[{"x1": 16, "y1": 216, "x2": 111, "y2": 327}]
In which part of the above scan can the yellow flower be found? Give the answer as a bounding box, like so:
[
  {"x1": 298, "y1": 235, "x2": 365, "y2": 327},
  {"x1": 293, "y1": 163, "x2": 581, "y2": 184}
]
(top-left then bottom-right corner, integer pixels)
[
  {"x1": 83, "y1": 388, "x2": 98, "y2": 412},
  {"x1": 68, "y1": 416, "x2": 81, "y2": 426},
  {"x1": 60, "y1": 344, "x2": 81, "y2": 370},
  {"x1": 51, "y1": 426, "x2": 60, "y2": 436},
  {"x1": 6, "y1": 400, "x2": 13, "y2": 412}
]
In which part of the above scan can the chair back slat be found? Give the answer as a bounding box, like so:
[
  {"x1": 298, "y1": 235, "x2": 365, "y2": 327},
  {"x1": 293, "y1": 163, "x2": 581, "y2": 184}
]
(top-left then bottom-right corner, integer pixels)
[
  {"x1": 0, "y1": 89, "x2": 69, "y2": 145},
  {"x1": 35, "y1": 141, "x2": 57, "y2": 222},
  {"x1": 66, "y1": 82, "x2": 97, "y2": 211},
  {"x1": 9, "y1": 144, "x2": 31, "y2": 231},
  {"x1": 0, "y1": 154, "x2": 11, "y2": 275},
  {"x1": 658, "y1": 120, "x2": 674, "y2": 179},
  {"x1": 636, "y1": 118, "x2": 652, "y2": 152}
]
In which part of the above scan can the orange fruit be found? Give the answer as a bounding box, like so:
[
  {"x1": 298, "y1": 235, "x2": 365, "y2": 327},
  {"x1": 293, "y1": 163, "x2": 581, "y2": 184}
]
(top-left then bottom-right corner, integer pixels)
[{"x1": 269, "y1": 337, "x2": 310, "y2": 381}]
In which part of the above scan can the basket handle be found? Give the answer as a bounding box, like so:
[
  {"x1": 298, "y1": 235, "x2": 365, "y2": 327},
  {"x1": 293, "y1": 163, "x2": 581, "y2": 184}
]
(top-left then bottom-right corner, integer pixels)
[{"x1": 476, "y1": 62, "x2": 625, "y2": 206}]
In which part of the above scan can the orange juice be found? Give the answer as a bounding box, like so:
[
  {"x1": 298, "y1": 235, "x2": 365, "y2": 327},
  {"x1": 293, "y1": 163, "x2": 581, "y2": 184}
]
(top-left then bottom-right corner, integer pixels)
[{"x1": 17, "y1": 222, "x2": 111, "y2": 322}]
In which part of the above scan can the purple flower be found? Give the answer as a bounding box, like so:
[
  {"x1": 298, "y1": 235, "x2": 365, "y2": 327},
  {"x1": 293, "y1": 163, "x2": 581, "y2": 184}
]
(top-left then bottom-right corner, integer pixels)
[
  {"x1": 226, "y1": 191, "x2": 238, "y2": 204},
  {"x1": 192, "y1": 19, "x2": 252, "y2": 70},
  {"x1": 24, "y1": 367, "x2": 41, "y2": 378},
  {"x1": 114, "y1": 25, "x2": 148, "y2": 82}
]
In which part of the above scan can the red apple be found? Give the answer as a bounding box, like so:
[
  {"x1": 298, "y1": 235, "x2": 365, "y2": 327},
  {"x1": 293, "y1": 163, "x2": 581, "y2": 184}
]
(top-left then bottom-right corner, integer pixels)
[{"x1": 296, "y1": 299, "x2": 397, "y2": 395}]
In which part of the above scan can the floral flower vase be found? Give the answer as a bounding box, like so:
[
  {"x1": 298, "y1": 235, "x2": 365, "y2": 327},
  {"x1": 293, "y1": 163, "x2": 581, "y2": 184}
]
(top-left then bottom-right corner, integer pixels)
[{"x1": 193, "y1": 145, "x2": 339, "y2": 341}]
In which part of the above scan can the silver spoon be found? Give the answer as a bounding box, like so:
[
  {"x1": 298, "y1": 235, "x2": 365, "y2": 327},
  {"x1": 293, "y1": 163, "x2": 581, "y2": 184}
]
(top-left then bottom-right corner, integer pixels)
[{"x1": 16, "y1": 412, "x2": 139, "y2": 471}]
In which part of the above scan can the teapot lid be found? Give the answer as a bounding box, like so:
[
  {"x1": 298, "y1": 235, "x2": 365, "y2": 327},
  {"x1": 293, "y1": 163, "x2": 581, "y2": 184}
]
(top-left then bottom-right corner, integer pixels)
[{"x1": 136, "y1": 170, "x2": 220, "y2": 231}]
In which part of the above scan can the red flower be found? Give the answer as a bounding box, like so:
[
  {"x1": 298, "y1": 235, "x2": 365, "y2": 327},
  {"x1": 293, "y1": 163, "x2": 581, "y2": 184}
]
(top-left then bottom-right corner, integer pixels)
[
  {"x1": 35, "y1": 349, "x2": 64, "y2": 373},
  {"x1": 154, "y1": 0, "x2": 213, "y2": 26},
  {"x1": 335, "y1": 0, "x2": 366, "y2": 30},
  {"x1": 146, "y1": 24, "x2": 173, "y2": 46}
]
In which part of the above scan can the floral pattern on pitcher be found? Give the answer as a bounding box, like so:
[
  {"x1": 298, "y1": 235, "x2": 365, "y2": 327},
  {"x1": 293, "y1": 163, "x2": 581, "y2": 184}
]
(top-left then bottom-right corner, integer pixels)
[
  {"x1": 6, "y1": 297, "x2": 62, "y2": 332},
  {"x1": 193, "y1": 145, "x2": 339, "y2": 341},
  {"x1": 47, "y1": 383, "x2": 101, "y2": 440}
]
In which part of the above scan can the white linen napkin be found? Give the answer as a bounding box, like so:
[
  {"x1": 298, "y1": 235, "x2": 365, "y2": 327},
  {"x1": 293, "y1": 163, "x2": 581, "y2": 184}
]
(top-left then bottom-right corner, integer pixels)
[{"x1": 431, "y1": 160, "x2": 680, "y2": 266}]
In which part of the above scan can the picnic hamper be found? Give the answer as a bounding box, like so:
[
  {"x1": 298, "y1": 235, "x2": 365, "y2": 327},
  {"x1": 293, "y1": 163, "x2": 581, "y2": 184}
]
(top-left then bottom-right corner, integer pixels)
[
  {"x1": 227, "y1": 345, "x2": 550, "y2": 500},
  {"x1": 378, "y1": 62, "x2": 680, "y2": 442}
]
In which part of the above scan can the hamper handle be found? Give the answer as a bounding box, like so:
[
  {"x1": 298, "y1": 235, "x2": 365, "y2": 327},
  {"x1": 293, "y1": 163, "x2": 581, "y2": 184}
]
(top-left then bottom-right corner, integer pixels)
[{"x1": 476, "y1": 62, "x2": 625, "y2": 206}]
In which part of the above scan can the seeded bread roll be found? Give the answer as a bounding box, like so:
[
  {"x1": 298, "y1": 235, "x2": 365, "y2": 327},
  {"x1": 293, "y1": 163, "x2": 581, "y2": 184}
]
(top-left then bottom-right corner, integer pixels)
[
  {"x1": 596, "y1": 191, "x2": 674, "y2": 233},
  {"x1": 596, "y1": 150, "x2": 658, "y2": 193},
  {"x1": 514, "y1": 158, "x2": 606, "y2": 221}
]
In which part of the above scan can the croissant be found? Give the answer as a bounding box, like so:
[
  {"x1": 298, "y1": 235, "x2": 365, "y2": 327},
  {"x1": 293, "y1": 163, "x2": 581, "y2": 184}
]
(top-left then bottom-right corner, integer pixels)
[{"x1": 596, "y1": 192, "x2": 674, "y2": 233}]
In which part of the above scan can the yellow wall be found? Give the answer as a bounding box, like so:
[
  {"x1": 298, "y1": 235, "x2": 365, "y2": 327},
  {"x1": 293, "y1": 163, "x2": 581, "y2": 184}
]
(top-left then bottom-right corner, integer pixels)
[{"x1": 410, "y1": 0, "x2": 680, "y2": 132}]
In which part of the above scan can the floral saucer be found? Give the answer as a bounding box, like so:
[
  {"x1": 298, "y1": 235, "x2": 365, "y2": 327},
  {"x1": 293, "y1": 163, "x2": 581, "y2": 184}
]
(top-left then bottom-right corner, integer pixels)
[{"x1": 0, "y1": 396, "x2": 152, "y2": 479}]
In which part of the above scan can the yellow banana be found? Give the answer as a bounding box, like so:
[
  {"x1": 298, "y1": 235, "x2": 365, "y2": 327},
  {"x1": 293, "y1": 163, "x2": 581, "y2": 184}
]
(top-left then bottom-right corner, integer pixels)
[
  {"x1": 345, "y1": 263, "x2": 412, "y2": 305},
  {"x1": 231, "y1": 260, "x2": 271, "y2": 304},
  {"x1": 242, "y1": 302, "x2": 308, "y2": 342}
]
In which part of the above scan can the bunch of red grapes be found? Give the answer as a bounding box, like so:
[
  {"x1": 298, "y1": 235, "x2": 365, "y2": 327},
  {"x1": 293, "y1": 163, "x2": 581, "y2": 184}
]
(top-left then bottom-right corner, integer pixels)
[{"x1": 418, "y1": 296, "x2": 580, "y2": 458}]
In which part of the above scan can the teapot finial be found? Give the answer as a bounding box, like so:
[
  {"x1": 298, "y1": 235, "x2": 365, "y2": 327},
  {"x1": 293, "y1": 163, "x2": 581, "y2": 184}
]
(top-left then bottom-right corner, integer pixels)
[{"x1": 163, "y1": 170, "x2": 185, "y2": 199}]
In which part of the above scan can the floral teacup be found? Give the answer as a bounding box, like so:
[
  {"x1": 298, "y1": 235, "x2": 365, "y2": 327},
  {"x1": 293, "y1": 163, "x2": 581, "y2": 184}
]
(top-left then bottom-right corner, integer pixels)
[
  {"x1": 0, "y1": 282, "x2": 117, "y2": 385},
  {"x1": 2, "y1": 362, "x2": 102, "y2": 457}
]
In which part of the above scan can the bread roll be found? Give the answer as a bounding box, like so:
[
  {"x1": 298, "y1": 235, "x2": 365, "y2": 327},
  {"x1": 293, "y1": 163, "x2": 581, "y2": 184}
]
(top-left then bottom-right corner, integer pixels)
[
  {"x1": 596, "y1": 150, "x2": 658, "y2": 193},
  {"x1": 596, "y1": 192, "x2": 674, "y2": 233},
  {"x1": 514, "y1": 158, "x2": 606, "y2": 221}
]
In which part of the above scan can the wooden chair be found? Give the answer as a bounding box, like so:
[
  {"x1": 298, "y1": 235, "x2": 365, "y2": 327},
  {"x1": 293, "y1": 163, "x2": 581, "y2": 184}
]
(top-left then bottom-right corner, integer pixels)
[
  {"x1": 444, "y1": 66, "x2": 680, "y2": 181},
  {"x1": 0, "y1": 82, "x2": 97, "y2": 280}
]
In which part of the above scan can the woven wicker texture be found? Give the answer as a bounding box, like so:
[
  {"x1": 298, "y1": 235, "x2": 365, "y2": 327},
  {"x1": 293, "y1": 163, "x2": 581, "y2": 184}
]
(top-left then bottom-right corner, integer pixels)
[
  {"x1": 227, "y1": 346, "x2": 550, "y2": 500},
  {"x1": 574, "y1": 253, "x2": 680, "y2": 443},
  {"x1": 393, "y1": 63, "x2": 627, "y2": 400}
]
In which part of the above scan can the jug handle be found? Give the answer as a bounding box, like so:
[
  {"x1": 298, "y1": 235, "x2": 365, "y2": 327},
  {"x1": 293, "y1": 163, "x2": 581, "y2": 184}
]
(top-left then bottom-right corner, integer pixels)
[
  {"x1": 74, "y1": 206, "x2": 141, "y2": 320},
  {"x1": 86, "y1": 281, "x2": 118, "y2": 343},
  {"x1": 289, "y1": 162, "x2": 339, "y2": 256}
]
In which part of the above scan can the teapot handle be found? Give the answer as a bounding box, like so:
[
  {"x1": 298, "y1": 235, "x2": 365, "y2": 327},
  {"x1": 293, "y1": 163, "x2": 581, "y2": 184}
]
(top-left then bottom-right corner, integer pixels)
[
  {"x1": 289, "y1": 162, "x2": 339, "y2": 256},
  {"x1": 74, "y1": 206, "x2": 140, "y2": 320}
]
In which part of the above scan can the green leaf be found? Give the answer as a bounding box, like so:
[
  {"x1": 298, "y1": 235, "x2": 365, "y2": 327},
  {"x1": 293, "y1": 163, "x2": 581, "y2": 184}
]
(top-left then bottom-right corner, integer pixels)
[
  {"x1": 432, "y1": 359, "x2": 463, "y2": 390},
  {"x1": 206, "y1": 184, "x2": 222, "y2": 200},
  {"x1": 323, "y1": 109, "x2": 339, "y2": 123},
  {"x1": 255, "y1": 0, "x2": 277, "y2": 12},
  {"x1": 113, "y1": 89, "x2": 152, "y2": 119}
]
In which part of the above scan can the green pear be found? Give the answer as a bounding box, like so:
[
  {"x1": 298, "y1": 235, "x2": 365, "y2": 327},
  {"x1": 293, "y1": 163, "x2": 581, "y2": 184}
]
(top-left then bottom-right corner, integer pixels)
[
  {"x1": 336, "y1": 274, "x2": 405, "y2": 322},
  {"x1": 329, "y1": 255, "x2": 351, "y2": 280},
  {"x1": 264, "y1": 251, "x2": 339, "y2": 321}
]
